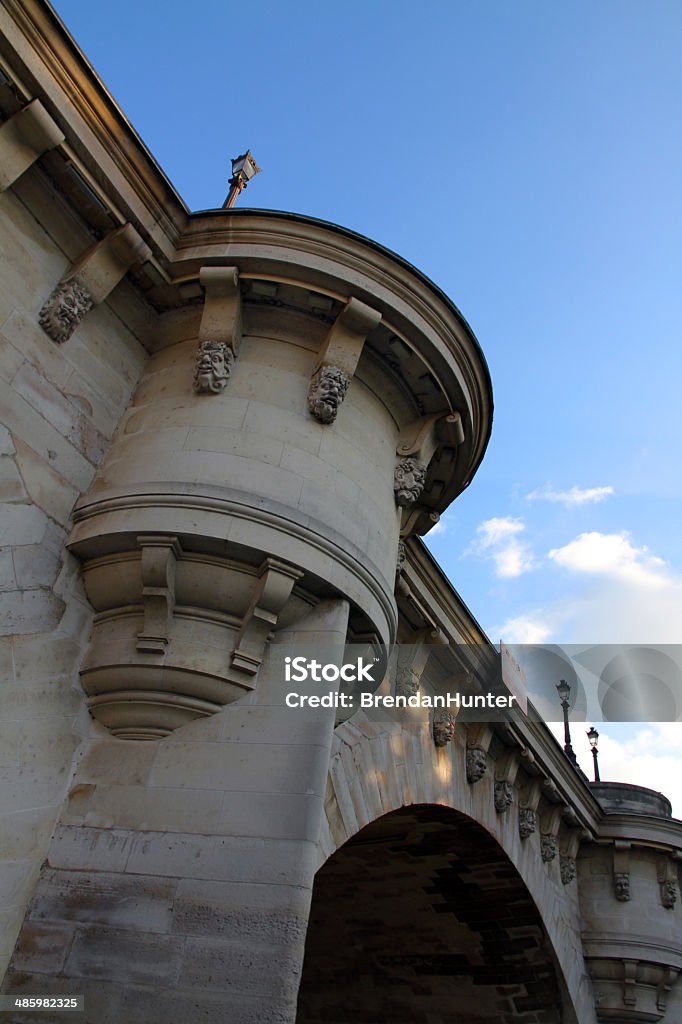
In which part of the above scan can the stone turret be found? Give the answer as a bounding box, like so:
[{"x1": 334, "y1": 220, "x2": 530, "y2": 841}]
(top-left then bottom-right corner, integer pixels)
[{"x1": 66, "y1": 211, "x2": 492, "y2": 738}]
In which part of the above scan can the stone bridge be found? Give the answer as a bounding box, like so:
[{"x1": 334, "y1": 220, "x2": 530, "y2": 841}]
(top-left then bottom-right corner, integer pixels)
[{"x1": 0, "y1": 4, "x2": 680, "y2": 1021}]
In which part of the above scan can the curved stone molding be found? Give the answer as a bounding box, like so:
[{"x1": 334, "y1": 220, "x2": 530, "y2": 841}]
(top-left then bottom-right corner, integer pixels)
[
  {"x1": 39, "y1": 278, "x2": 94, "y2": 344},
  {"x1": 76, "y1": 544, "x2": 309, "y2": 739},
  {"x1": 560, "y1": 855, "x2": 576, "y2": 885},
  {"x1": 584, "y1": 954, "x2": 680, "y2": 1023},
  {"x1": 494, "y1": 780, "x2": 514, "y2": 814},
  {"x1": 433, "y1": 709, "x2": 456, "y2": 747},
  {"x1": 541, "y1": 834, "x2": 558, "y2": 863},
  {"x1": 307, "y1": 365, "x2": 350, "y2": 424},
  {"x1": 193, "y1": 340, "x2": 235, "y2": 393},
  {"x1": 394, "y1": 457, "x2": 427, "y2": 508},
  {"x1": 519, "y1": 807, "x2": 538, "y2": 840}
]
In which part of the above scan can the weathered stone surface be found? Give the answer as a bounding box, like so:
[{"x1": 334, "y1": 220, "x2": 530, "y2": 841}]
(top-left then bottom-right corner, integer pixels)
[{"x1": 64, "y1": 926, "x2": 184, "y2": 985}]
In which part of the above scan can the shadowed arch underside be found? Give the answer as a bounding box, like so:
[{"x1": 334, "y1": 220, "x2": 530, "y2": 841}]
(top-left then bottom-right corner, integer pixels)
[{"x1": 297, "y1": 805, "x2": 565, "y2": 1024}]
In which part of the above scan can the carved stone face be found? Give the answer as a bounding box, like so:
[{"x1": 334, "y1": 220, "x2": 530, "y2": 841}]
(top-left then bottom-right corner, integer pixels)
[
  {"x1": 39, "y1": 278, "x2": 94, "y2": 344},
  {"x1": 560, "y1": 855, "x2": 576, "y2": 885},
  {"x1": 466, "y1": 746, "x2": 487, "y2": 784},
  {"x1": 394, "y1": 457, "x2": 427, "y2": 507},
  {"x1": 308, "y1": 365, "x2": 350, "y2": 424},
  {"x1": 193, "y1": 341, "x2": 233, "y2": 393},
  {"x1": 518, "y1": 807, "x2": 537, "y2": 840},
  {"x1": 395, "y1": 665, "x2": 419, "y2": 698},
  {"x1": 540, "y1": 834, "x2": 558, "y2": 863},
  {"x1": 494, "y1": 780, "x2": 514, "y2": 813},
  {"x1": 661, "y1": 880, "x2": 678, "y2": 908},
  {"x1": 433, "y1": 710, "x2": 456, "y2": 747},
  {"x1": 613, "y1": 872, "x2": 630, "y2": 901}
]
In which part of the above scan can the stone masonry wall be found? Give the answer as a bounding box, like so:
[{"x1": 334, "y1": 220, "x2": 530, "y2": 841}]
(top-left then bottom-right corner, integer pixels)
[{"x1": 0, "y1": 163, "x2": 154, "y2": 979}]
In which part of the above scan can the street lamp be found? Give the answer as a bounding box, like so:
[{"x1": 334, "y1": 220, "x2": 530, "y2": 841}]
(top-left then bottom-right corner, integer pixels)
[
  {"x1": 587, "y1": 726, "x2": 600, "y2": 782},
  {"x1": 556, "y1": 679, "x2": 578, "y2": 767},
  {"x1": 223, "y1": 150, "x2": 262, "y2": 209}
]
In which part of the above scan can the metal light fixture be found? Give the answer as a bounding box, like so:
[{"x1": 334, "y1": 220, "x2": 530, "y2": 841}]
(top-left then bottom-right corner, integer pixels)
[
  {"x1": 223, "y1": 150, "x2": 262, "y2": 209},
  {"x1": 587, "y1": 726, "x2": 600, "y2": 782},
  {"x1": 556, "y1": 679, "x2": 578, "y2": 767}
]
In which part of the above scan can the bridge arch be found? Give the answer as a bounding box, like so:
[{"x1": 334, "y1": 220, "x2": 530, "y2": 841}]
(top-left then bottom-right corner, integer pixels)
[
  {"x1": 298, "y1": 804, "x2": 571, "y2": 1023},
  {"x1": 307, "y1": 716, "x2": 592, "y2": 1023}
]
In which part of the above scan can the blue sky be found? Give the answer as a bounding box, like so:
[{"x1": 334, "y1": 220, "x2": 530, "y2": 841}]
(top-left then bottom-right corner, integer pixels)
[{"x1": 51, "y1": 0, "x2": 682, "y2": 798}]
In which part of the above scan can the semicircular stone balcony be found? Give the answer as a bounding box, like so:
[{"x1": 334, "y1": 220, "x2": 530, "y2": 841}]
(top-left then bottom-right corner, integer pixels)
[{"x1": 67, "y1": 209, "x2": 493, "y2": 738}]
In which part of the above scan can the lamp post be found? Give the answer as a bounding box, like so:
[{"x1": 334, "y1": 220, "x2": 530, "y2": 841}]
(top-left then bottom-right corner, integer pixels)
[
  {"x1": 223, "y1": 150, "x2": 262, "y2": 209},
  {"x1": 587, "y1": 726, "x2": 600, "y2": 782},
  {"x1": 556, "y1": 679, "x2": 578, "y2": 767}
]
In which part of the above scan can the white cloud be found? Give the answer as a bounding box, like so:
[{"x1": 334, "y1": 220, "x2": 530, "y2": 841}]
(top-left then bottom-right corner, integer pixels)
[
  {"x1": 496, "y1": 614, "x2": 552, "y2": 644},
  {"x1": 526, "y1": 484, "x2": 614, "y2": 506},
  {"x1": 468, "y1": 517, "x2": 535, "y2": 578},
  {"x1": 546, "y1": 721, "x2": 682, "y2": 817},
  {"x1": 549, "y1": 531, "x2": 667, "y2": 589}
]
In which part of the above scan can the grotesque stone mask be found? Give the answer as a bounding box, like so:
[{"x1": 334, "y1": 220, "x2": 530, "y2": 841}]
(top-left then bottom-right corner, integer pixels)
[
  {"x1": 39, "y1": 278, "x2": 94, "y2": 344},
  {"x1": 308, "y1": 365, "x2": 350, "y2": 424},
  {"x1": 193, "y1": 340, "x2": 234, "y2": 394},
  {"x1": 394, "y1": 457, "x2": 427, "y2": 507},
  {"x1": 540, "y1": 834, "x2": 558, "y2": 863},
  {"x1": 613, "y1": 872, "x2": 631, "y2": 902},
  {"x1": 466, "y1": 746, "x2": 487, "y2": 784},
  {"x1": 433, "y1": 709, "x2": 456, "y2": 747}
]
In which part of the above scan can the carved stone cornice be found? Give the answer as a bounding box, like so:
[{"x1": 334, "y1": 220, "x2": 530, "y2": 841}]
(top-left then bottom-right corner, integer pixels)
[
  {"x1": 39, "y1": 223, "x2": 151, "y2": 342},
  {"x1": 394, "y1": 413, "x2": 464, "y2": 519},
  {"x1": 307, "y1": 297, "x2": 381, "y2": 423},
  {"x1": 230, "y1": 558, "x2": 304, "y2": 681},
  {"x1": 0, "y1": 97, "x2": 64, "y2": 190},
  {"x1": 613, "y1": 841, "x2": 632, "y2": 902},
  {"x1": 198, "y1": 266, "x2": 241, "y2": 352},
  {"x1": 393, "y1": 628, "x2": 448, "y2": 698}
]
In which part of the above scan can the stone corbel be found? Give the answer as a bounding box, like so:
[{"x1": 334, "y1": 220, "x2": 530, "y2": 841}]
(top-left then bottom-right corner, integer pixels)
[
  {"x1": 394, "y1": 627, "x2": 448, "y2": 698},
  {"x1": 39, "y1": 223, "x2": 151, "y2": 343},
  {"x1": 518, "y1": 779, "x2": 543, "y2": 840},
  {"x1": 433, "y1": 708, "x2": 457, "y2": 747},
  {"x1": 559, "y1": 827, "x2": 582, "y2": 885},
  {"x1": 193, "y1": 267, "x2": 242, "y2": 394},
  {"x1": 136, "y1": 536, "x2": 182, "y2": 653},
  {"x1": 0, "y1": 99, "x2": 65, "y2": 191},
  {"x1": 307, "y1": 297, "x2": 381, "y2": 423},
  {"x1": 613, "y1": 841, "x2": 632, "y2": 902},
  {"x1": 657, "y1": 856, "x2": 679, "y2": 910},
  {"x1": 230, "y1": 558, "x2": 304, "y2": 681},
  {"x1": 465, "y1": 723, "x2": 492, "y2": 784},
  {"x1": 539, "y1": 805, "x2": 563, "y2": 863},
  {"x1": 394, "y1": 412, "x2": 464, "y2": 510},
  {"x1": 494, "y1": 749, "x2": 520, "y2": 813}
]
